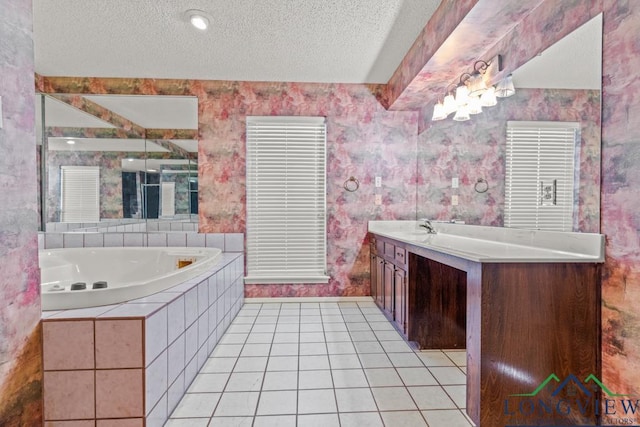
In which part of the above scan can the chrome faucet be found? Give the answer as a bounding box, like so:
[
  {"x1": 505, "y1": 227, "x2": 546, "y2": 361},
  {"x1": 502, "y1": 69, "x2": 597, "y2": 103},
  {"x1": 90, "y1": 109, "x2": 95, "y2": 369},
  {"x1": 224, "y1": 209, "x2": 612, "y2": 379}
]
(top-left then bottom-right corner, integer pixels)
[{"x1": 419, "y1": 219, "x2": 437, "y2": 234}]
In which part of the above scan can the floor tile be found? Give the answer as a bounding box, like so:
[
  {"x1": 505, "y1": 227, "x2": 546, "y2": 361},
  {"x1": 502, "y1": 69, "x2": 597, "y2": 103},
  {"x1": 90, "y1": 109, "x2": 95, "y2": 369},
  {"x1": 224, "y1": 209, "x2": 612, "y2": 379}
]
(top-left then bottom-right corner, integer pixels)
[
  {"x1": 349, "y1": 331, "x2": 377, "y2": 341},
  {"x1": 326, "y1": 341, "x2": 356, "y2": 354},
  {"x1": 359, "y1": 353, "x2": 393, "y2": 368},
  {"x1": 397, "y1": 367, "x2": 438, "y2": 386},
  {"x1": 297, "y1": 413, "x2": 340, "y2": 427},
  {"x1": 354, "y1": 341, "x2": 385, "y2": 354},
  {"x1": 251, "y1": 323, "x2": 276, "y2": 333},
  {"x1": 171, "y1": 393, "x2": 220, "y2": 418},
  {"x1": 253, "y1": 415, "x2": 296, "y2": 427},
  {"x1": 201, "y1": 357, "x2": 237, "y2": 373},
  {"x1": 214, "y1": 391, "x2": 259, "y2": 417},
  {"x1": 364, "y1": 367, "x2": 404, "y2": 387},
  {"x1": 374, "y1": 330, "x2": 404, "y2": 341},
  {"x1": 211, "y1": 344, "x2": 243, "y2": 358},
  {"x1": 207, "y1": 416, "x2": 253, "y2": 427},
  {"x1": 226, "y1": 324, "x2": 252, "y2": 333},
  {"x1": 262, "y1": 371, "x2": 298, "y2": 391},
  {"x1": 245, "y1": 333, "x2": 274, "y2": 344},
  {"x1": 233, "y1": 356, "x2": 268, "y2": 372},
  {"x1": 220, "y1": 334, "x2": 248, "y2": 345},
  {"x1": 429, "y1": 367, "x2": 467, "y2": 385},
  {"x1": 270, "y1": 343, "x2": 298, "y2": 356},
  {"x1": 445, "y1": 350, "x2": 467, "y2": 367},
  {"x1": 240, "y1": 343, "x2": 271, "y2": 357},
  {"x1": 322, "y1": 315, "x2": 344, "y2": 323},
  {"x1": 328, "y1": 354, "x2": 361, "y2": 369},
  {"x1": 273, "y1": 332, "x2": 299, "y2": 343},
  {"x1": 266, "y1": 355, "x2": 299, "y2": 371},
  {"x1": 300, "y1": 323, "x2": 324, "y2": 332},
  {"x1": 408, "y1": 386, "x2": 457, "y2": 410},
  {"x1": 380, "y1": 410, "x2": 429, "y2": 427},
  {"x1": 388, "y1": 352, "x2": 424, "y2": 367},
  {"x1": 298, "y1": 369, "x2": 333, "y2": 389},
  {"x1": 331, "y1": 368, "x2": 369, "y2": 388},
  {"x1": 299, "y1": 342, "x2": 328, "y2": 356},
  {"x1": 334, "y1": 387, "x2": 378, "y2": 412},
  {"x1": 298, "y1": 389, "x2": 337, "y2": 414},
  {"x1": 346, "y1": 322, "x2": 371, "y2": 331},
  {"x1": 339, "y1": 412, "x2": 384, "y2": 427},
  {"x1": 188, "y1": 373, "x2": 230, "y2": 393},
  {"x1": 445, "y1": 384, "x2": 467, "y2": 408},
  {"x1": 381, "y1": 340, "x2": 414, "y2": 353},
  {"x1": 299, "y1": 332, "x2": 326, "y2": 343},
  {"x1": 323, "y1": 323, "x2": 348, "y2": 332},
  {"x1": 369, "y1": 321, "x2": 395, "y2": 331},
  {"x1": 165, "y1": 418, "x2": 210, "y2": 427},
  {"x1": 416, "y1": 350, "x2": 455, "y2": 367},
  {"x1": 256, "y1": 390, "x2": 297, "y2": 415},
  {"x1": 300, "y1": 315, "x2": 322, "y2": 323},
  {"x1": 299, "y1": 355, "x2": 330, "y2": 370},
  {"x1": 275, "y1": 323, "x2": 299, "y2": 333},
  {"x1": 324, "y1": 331, "x2": 351, "y2": 342},
  {"x1": 371, "y1": 387, "x2": 417, "y2": 411},
  {"x1": 421, "y1": 409, "x2": 474, "y2": 426},
  {"x1": 225, "y1": 371, "x2": 264, "y2": 392}
]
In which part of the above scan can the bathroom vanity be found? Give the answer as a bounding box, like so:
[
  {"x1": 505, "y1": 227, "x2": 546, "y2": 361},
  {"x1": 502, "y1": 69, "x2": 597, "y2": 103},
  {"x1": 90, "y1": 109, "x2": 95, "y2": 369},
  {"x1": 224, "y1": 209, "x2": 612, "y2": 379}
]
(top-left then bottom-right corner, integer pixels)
[{"x1": 368, "y1": 221, "x2": 604, "y2": 426}]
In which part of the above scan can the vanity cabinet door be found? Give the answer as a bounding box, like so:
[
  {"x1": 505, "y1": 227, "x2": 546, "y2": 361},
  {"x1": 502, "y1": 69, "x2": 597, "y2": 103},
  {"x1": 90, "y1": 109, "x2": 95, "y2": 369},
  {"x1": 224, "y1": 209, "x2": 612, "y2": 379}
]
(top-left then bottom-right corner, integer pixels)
[
  {"x1": 394, "y1": 267, "x2": 407, "y2": 334},
  {"x1": 375, "y1": 256, "x2": 384, "y2": 307},
  {"x1": 370, "y1": 252, "x2": 377, "y2": 301},
  {"x1": 383, "y1": 261, "x2": 395, "y2": 315}
]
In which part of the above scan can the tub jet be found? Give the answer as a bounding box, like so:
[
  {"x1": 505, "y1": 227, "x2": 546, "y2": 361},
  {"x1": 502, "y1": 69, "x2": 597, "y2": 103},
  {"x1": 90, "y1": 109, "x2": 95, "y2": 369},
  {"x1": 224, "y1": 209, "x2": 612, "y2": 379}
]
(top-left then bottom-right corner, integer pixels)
[
  {"x1": 93, "y1": 281, "x2": 108, "y2": 289},
  {"x1": 70, "y1": 282, "x2": 87, "y2": 290}
]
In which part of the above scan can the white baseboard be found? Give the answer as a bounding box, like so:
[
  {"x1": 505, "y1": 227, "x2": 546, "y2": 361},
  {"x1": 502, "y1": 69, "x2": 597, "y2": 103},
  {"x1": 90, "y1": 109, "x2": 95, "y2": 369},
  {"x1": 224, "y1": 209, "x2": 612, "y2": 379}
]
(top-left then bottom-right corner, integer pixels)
[{"x1": 244, "y1": 296, "x2": 374, "y2": 304}]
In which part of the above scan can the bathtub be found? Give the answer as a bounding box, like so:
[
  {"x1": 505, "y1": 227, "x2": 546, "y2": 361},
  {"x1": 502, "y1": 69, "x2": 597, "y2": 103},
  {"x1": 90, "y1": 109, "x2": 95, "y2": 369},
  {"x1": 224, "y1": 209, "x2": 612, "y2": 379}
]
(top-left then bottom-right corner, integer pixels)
[{"x1": 40, "y1": 247, "x2": 222, "y2": 311}]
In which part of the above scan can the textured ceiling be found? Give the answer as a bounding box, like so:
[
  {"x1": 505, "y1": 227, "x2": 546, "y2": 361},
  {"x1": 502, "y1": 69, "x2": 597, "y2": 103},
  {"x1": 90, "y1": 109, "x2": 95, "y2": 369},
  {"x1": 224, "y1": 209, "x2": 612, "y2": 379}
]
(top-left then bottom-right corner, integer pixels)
[{"x1": 33, "y1": 0, "x2": 442, "y2": 83}]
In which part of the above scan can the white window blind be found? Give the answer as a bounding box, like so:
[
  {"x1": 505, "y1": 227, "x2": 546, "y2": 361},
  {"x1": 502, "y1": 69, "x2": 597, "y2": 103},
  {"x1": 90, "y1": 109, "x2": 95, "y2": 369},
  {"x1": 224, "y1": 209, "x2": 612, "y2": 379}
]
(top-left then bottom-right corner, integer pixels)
[
  {"x1": 245, "y1": 116, "x2": 329, "y2": 284},
  {"x1": 60, "y1": 166, "x2": 100, "y2": 222},
  {"x1": 505, "y1": 121, "x2": 578, "y2": 231}
]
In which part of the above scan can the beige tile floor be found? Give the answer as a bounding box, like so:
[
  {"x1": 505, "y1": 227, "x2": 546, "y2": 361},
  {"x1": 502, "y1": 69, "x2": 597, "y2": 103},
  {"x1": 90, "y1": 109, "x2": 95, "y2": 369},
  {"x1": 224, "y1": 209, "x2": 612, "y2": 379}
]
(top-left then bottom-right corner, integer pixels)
[{"x1": 166, "y1": 301, "x2": 473, "y2": 427}]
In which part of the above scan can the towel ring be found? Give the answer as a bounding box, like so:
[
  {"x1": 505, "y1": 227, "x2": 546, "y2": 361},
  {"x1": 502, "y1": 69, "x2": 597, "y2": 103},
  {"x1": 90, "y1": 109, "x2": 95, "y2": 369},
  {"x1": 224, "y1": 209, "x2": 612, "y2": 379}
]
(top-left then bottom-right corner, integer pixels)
[
  {"x1": 343, "y1": 176, "x2": 360, "y2": 192},
  {"x1": 474, "y1": 178, "x2": 489, "y2": 193}
]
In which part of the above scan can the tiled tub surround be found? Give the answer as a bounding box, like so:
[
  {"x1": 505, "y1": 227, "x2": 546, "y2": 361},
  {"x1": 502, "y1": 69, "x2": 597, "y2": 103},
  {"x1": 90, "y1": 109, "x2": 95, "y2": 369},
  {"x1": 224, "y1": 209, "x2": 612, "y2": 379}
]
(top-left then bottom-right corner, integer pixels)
[
  {"x1": 42, "y1": 252, "x2": 244, "y2": 426},
  {"x1": 46, "y1": 218, "x2": 199, "y2": 233},
  {"x1": 38, "y1": 231, "x2": 244, "y2": 252}
]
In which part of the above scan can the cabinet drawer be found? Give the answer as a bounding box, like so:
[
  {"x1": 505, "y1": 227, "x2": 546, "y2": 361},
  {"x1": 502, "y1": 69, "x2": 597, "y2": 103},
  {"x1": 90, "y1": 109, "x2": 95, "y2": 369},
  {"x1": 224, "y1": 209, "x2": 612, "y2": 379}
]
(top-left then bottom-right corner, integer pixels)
[
  {"x1": 376, "y1": 239, "x2": 385, "y2": 256},
  {"x1": 395, "y1": 247, "x2": 406, "y2": 264},
  {"x1": 384, "y1": 242, "x2": 396, "y2": 258}
]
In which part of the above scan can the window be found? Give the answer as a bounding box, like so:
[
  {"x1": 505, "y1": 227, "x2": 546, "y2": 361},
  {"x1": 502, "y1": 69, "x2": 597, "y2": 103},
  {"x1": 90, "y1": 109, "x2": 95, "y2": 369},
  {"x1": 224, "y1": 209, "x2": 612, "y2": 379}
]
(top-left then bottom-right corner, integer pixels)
[
  {"x1": 245, "y1": 116, "x2": 329, "y2": 284},
  {"x1": 505, "y1": 121, "x2": 578, "y2": 231},
  {"x1": 60, "y1": 166, "x2": 100, "y2": 222}
]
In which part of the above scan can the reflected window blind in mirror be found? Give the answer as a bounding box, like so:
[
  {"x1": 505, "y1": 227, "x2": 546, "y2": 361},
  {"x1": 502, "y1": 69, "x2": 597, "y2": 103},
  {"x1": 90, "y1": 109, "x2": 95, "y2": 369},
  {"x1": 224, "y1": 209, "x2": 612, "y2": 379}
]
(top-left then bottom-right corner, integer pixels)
[
  {"x1": 245, "y1": 116, "x2": 329, "y2": 284},
  {"x1": 505, "y1": 121, "x2": 578, "y2": 231},
  {"x1": 60, "y1": 166, "x2": 100, "y2": 222}
]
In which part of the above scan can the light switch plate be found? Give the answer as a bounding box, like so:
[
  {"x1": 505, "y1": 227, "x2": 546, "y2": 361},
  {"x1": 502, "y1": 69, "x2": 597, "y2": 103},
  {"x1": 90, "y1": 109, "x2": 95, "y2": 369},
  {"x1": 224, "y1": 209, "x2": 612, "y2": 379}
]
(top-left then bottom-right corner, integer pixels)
[
  {"x1": 452, "y1": 195, "x2": 459, "y2": 206},
  {"x1": 452, "y1": 177, "x2": 459, "y2": 188},
  {"x1": 375, "y1": 176, "x2": 382, "y2": 187},
  {"x1": 374, "y1": 194, "x2": 382, "y2": 205}
]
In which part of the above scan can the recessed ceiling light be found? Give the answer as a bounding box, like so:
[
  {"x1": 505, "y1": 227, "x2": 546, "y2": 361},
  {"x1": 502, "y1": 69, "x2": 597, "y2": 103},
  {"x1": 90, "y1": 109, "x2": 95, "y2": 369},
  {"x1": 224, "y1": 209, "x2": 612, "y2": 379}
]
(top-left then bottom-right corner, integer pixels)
[
  {"x1": 127, "y1": 158, "x2": 134, "y2": 162},
  {"x1": 66, "y1": 140, "x2": 76, "y2": 145},
  {"x1": 185, "y1": 9, "x2": 210, "y2": 31},
  {"x1": 147, "y1": 169, "x2": 157, "y2": 172}
]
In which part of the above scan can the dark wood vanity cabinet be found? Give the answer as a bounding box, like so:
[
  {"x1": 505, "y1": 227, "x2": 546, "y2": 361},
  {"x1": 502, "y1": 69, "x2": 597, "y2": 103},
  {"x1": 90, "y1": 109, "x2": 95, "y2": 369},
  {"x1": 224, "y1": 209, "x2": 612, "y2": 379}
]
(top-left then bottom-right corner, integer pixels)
[
  {"x1": 370, "y1": 236, "x2": 408, "y2": 335},
  {"x1": 369, "y1": 232, "x2": 601, "y2": 427}
]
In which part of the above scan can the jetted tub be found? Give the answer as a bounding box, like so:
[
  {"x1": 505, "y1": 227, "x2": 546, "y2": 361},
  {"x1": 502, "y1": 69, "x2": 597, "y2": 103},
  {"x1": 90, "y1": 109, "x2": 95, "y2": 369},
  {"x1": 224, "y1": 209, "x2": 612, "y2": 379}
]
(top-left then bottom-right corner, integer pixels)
[{"x1": 40, "y1": 247, "x2": 222, "y2": 311}]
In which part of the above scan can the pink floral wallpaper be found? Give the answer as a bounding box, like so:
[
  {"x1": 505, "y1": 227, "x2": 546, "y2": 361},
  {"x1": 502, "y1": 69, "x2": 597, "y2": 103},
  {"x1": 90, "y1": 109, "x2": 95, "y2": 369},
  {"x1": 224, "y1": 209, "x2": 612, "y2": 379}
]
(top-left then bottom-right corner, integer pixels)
[
  {"x1": 417, "y1": 88, "x2": 601, "y2": 233},
  {"x1": 0, "y1": 0, "x2": 42, "y2": 425},
  {"x1": 600, "y1": 0, "x2": 640, "y2": 397},
  {"x1": 40, "y1": 77, "x2": 418, "y2": 297}
]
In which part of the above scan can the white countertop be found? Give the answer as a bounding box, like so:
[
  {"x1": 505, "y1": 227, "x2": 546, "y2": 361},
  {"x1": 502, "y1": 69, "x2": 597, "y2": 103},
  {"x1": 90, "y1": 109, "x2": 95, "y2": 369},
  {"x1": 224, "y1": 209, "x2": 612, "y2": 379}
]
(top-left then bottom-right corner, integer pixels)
[{"x1": 368, "y1": 221, "x2": 604, "y2": 263}]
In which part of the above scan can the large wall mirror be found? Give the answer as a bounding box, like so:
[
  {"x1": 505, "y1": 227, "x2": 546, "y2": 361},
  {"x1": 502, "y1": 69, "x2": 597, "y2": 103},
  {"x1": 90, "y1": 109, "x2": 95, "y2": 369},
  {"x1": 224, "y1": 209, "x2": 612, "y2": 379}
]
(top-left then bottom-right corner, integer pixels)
[
  {"x1": 418, "y1": 14, "x2": 602, "y2": 233},
  {"x1": 36, "y1": 94, "x2": 199, "y2": 232}
]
